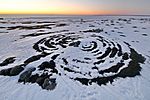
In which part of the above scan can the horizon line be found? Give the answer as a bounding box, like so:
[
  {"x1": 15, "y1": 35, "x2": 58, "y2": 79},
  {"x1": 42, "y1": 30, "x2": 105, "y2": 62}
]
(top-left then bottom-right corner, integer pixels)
[{"x1": 0, "y1": 14, "x2": 150, "y2": 16}]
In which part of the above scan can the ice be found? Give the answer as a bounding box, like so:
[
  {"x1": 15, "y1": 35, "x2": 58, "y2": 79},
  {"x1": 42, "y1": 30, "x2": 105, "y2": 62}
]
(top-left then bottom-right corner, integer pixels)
[{"x1": 0, "y1": 15, "x2": 150, "y2": 100}]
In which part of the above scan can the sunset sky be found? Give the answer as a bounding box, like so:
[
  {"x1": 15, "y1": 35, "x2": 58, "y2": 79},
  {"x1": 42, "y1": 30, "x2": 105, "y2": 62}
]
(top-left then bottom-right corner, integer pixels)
[{"x1": 0, "y1": 0, "x2": 150, "y2": 15}]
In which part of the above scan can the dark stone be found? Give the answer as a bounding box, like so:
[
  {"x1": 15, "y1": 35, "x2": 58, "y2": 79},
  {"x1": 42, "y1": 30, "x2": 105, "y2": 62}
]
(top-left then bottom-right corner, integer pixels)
[
  {"x1": 95, "y1": 76, "x2": 114, "y2": 86},
  {"x1": 36, "y1": 73, "x2": 50, "y2": 86},
  {"x1": 7, "y1": 24, "x2": 52, "y2": 30},
  {"x1": 83, "y1": 29, "x2": 103, "y2": 33},
  {"x1": 117, "y1": 48, "x2": 145, "y2": 78},
  {"x1": 130, "y1": 48, "x2": 146, "y2": 63},
  {"x1": 109, "y1": 47, "x2": 118, "y2": 58},
  {"x1": 94, "y1": 60, "x2": 105, "y2": 65},
  {"x1": 75, "y1": 76, "x2": 116, "y2": 86},
  {"x1": 123, "y1": 41, "x2": 131, "y2": 46},
  {"x1": 0, "y1": 57, "x2": 16, "y2": 66},
  {"x1": 33, "y1": 38, "x2": 46, "y2": 52},
  {"x1": 0, "y1": 68, "x2": 12, "y2": 76},
  {"x1": 18, "y1": 71, "x2": 32, "y2": 83},
  {"x1": 74, "y1": 78, "x2": 89, "y2": 85},
  {"x1": 62, "y1": 58, "x2": 68, "y2": 65},
  {"x1": 142, "y1": 34, "x2": 148, "y2": 36},
  {"x1": 63, "y1": 67, "x2": 74, "y2": 72},
  {"x1": 18, "y1": 67, "x2": 36, "y2": 83},
  {"x1": 91, "y1": 49, "x2": 99, "y2": 53},
  {"x1": 42, "y1": 78, "x2": 57, "y2": 90},
  {"x1": 99, "y1": 62, "x2": 125, "y2": 74},
  {"x1": 120, "y1": 35, "x2": 126, "y2": 37},
  {"x1": 36, "y1": 77, "x2": 46, "y2": 86},
  {"x1": 28, "y1": 74, "x2": 39, "y2": 83},
  {"x1": 118, "y1": 61, "x2": 141, "y2": 78},
  {"x1": 24, "y1": 55, "x2": 42, "y2": 64},
  {"x1": 59, "y1": 43, "x2": 67, "y2": 48},
  {"x1": 56, "y1": 23, "x2": 67, "y2": 27},
  {"x1": 69, "y1": 41, "x2": 81, "y2": 47},
  {"x1": 97, "y1": 47, "x2": 111, "y2": 59},
  {"x1": 92, "y1": 67, "x2": 98, "y2": 70},
  {"x1": 51, "y1": 54, "x2": 60, "y2": 60},
  {"x1": 38, "y1": 60, "x2": 56, "y2": 70},
  {"x1": 117, "y1": 44, "x2": 123, "y2": 57},
  {"x1": 49, "y1": 60, "x2": 56, "y2": 68},
  {"x1": 10, "y1": 64, "x2": 24, "y2": 76},
  {"x1": 132, "y1": 26, "x2": 137, "y2": 28},
  {"x1": 44, "y1": 40, "x2": 56, "y2": 48},
  {"x1": 38, "y1": 61, "x2": 51, "y2": 70},
  {"x1": 122, "y1": 52, "x2": 129, "y2": 60},
  {"x1": 51, "y1": 69, "x2": 58, "y2": 74}
]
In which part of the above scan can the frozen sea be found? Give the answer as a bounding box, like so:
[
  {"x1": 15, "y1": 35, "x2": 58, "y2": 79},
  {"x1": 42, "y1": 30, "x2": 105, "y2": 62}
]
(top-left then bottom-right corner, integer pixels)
[{"x1": 0, "y1": 15, "x2": 150, "y2": 100}]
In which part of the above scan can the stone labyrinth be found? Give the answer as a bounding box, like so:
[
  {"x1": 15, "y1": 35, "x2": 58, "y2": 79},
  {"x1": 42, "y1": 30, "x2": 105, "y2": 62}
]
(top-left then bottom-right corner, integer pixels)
[{"x1": 0, "y1": 32, "x2": 145, "y2": 90}]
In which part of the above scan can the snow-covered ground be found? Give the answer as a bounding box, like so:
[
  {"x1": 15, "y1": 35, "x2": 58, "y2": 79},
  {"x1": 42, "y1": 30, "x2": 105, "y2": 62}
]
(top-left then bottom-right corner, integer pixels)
[{"x1": 0, "y1": 15, "x2": 150, "y2": 100}]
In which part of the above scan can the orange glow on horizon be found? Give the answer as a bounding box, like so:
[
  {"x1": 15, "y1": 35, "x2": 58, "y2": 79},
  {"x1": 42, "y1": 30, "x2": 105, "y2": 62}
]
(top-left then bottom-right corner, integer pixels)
[
  {"x1": 0, "y1": 10, "x2": 114, "y2": 15},
  {"x1": 0, "y1": 0, "x2": 133, "y2": 15},
  {"x1": 0, "y1": 9, "x2": 126, "y2": 15}
]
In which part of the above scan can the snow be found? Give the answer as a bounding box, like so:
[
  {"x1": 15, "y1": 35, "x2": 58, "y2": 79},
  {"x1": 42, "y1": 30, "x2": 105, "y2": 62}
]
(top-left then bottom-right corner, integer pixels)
[{"x1": 0, "y1": 15, "x2": 150, "y2": 100}]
